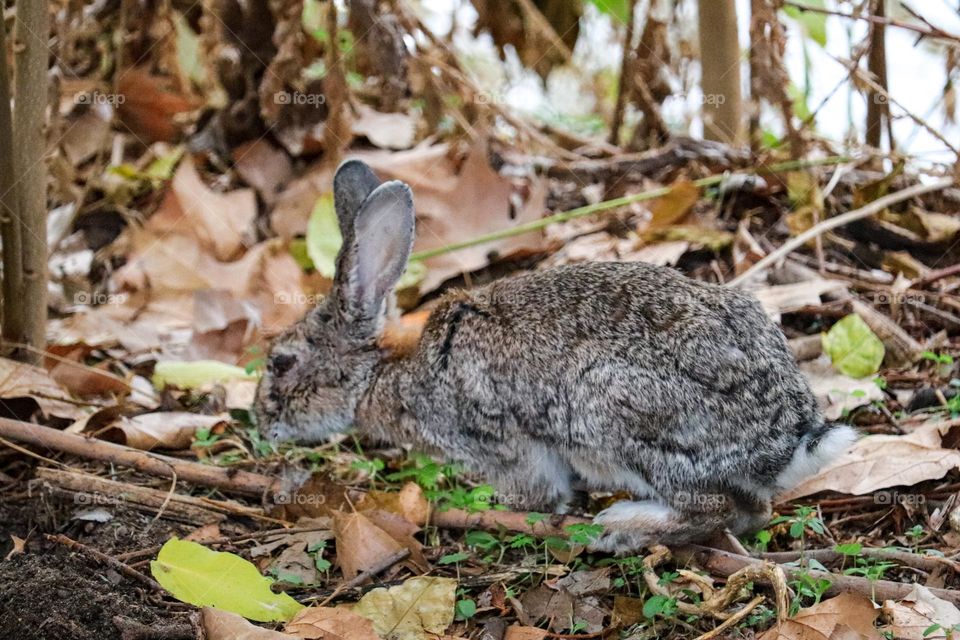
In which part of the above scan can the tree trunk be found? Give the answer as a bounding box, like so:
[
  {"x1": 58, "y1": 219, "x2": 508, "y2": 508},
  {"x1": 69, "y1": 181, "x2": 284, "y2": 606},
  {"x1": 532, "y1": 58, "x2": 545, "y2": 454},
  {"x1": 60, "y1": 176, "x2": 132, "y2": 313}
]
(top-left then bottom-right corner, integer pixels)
[
  {"x1": 865, "y1": 0, "x2": 889, "y2": 152},
  {"x1": 697, "y1": 0, "x2": 743, "y2": 144},
  {"x1": 13, "y1": 0, "x2": 49, "y2": 363},
  {"x1": 609, "y1": 0, "x2": 638, "y2": 146},
  {"x1": 0, "y1": 18, "x2": 23, "y2": 351}
]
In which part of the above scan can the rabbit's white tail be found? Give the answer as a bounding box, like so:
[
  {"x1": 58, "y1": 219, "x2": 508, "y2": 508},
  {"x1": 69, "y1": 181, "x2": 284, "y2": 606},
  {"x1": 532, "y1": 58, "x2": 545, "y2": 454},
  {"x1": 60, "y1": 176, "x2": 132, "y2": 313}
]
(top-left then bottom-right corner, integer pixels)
[{"x1": 775, "y1": 423, "x2": 858, "y2": 492}]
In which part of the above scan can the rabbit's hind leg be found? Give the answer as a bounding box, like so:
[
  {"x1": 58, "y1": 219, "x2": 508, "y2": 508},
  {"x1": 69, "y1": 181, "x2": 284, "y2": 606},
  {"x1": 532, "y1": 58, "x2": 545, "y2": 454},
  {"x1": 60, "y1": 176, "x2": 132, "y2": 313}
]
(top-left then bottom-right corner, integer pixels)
[{"x1": 588, "y1": 493, "x2": 770, "y2": 555}]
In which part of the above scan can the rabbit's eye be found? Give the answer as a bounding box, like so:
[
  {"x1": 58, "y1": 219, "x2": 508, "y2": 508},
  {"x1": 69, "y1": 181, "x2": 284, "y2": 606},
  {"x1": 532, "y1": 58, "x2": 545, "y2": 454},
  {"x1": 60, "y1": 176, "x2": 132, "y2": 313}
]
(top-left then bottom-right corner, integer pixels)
[{"x1": 269, "y1": 353, "x2": 296, "y2": 377}]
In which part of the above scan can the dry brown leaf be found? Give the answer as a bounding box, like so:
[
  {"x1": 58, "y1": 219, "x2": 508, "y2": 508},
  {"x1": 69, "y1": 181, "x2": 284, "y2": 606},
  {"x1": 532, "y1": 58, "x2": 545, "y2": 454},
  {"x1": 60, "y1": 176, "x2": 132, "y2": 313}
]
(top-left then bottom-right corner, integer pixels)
[
  {"x1": 753, "y1": 280, "x2": 848, "y2": 322},
  {"x1": 233, "y1": 138, "x2": 293, "y2": 207},
  {"x1": 201, "y1": 607, "x2": 298, "y2": 640},
  {"x1": 332, "y1": 511, "x2": 404, "y2": 581},
  {"x1": 0, "y1": 357, "x2": 87, "y2": 419},
  {"x1": 881, "y1": 584, "x2": 960, "y2": 639},
  {"x1": 800, "y1": 356, "x2": 885, "y2": 421},
  {"x1": 351, "y1": 104, "x2": 416, "y2": 150},
  {"x1": 645, "y1": 178, "x2": 700, "y2": 229},
  {"x1": 117, "y1": 68, "x2": 197, "y2": 143},
  {"x1": 356, "y1": 482, "x2": 430, "y2": 526},
  {"x1": 779, "y1": 419, "x2": 960, "y2": 501},
  {"x1": 47, "y1": 358, "x2": 129, "y2": 398},
  {"x1": 4, "y1": 535, "x2": 26, "y2": 561},
  {"x1": 611, "y1": 595, "x2": 644, "y2": 627},
  {"x1": 362, "y1": 509, "x2": 429, "y2": 571},
  {"x1": 759, "y1": 592, "x2": 881, "y2": 640},
  {"x1": 185, "y1": 523, "x2": 222, "y2": 542},
  {"x1": 88, "y1": 412, "x2": 230, "y2": 451},
  {"x1": 61, "y1": 104, "x2": 113, "y2": 165},
  {"x1": 149, "y1": 157, "x2": 257, "y2": 261},
  {"x1": 285, "y1": 606, "x2": 379, "y2": 639},
  {"x1": 504, "y1": 628, "x2": 549, "y2": 640}
]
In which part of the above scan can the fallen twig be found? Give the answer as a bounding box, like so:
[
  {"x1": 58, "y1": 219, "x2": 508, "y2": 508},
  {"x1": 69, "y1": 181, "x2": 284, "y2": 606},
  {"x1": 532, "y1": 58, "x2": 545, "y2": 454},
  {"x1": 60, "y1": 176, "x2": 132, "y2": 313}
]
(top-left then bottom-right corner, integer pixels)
[
  {"x1": 312, "y1": 548, "x2": 412, "y2": 606},
  {"x1": 728, "y1": 178, "x2": 954, "y2": 287},
  {"x1": 675, "y1": 544, "x2": 960, "y2": 606},
  {"x1": 46, "y1": 533, "x2": 163, "y2": 592},
  {"x1": 0, "y1": 417, "x2": 277, "y2": 497},
  {"x1": 759, "y1": 546, "x2": 960, "y2": 574}
]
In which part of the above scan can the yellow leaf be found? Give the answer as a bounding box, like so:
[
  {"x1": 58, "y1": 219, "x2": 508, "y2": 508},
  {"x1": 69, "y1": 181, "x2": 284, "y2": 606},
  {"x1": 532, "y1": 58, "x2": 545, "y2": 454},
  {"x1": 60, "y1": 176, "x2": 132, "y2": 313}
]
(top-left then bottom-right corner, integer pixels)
[
  {"x1": 353, "y1": 576, "x2": 457, "y2": 640},
  {"x1": 150, "y1": 538, "x2": 304, "y2": 622}
]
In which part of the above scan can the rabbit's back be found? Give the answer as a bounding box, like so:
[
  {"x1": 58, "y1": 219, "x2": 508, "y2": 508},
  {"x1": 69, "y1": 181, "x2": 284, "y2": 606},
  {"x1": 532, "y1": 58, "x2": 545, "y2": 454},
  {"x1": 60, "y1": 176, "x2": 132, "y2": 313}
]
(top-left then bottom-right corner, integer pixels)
[{"x1": 409, "y1": 262, "x2": 821, "y2": 497}]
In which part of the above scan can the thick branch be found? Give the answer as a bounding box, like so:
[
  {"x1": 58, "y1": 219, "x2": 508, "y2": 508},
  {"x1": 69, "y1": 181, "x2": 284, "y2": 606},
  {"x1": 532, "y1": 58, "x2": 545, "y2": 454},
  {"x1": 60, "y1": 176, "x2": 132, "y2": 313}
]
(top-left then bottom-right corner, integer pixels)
[{"x1": 0, "y1": 17, "x2": 22, "y2": 349}]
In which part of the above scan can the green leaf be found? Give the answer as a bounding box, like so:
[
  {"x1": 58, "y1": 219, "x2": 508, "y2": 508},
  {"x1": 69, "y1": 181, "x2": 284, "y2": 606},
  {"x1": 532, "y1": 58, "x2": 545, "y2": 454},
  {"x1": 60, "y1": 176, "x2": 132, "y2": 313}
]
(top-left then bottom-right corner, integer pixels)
[
  {"x1": 465, "y1": 531, "x2": 499, "y2": 551},
  {"x1": 174, "y1": 13, "x2": 209, "y2": 87},
  {"x1": 153, "y1": 360, "x2": 259, "y2": 389},
  {"x1": 783, "y1": 0, "x2": 828, "y2": 47},
  {"x1": 643, "y1": 595, "x2": 676, "y2": 620},
  {"x1": 587, "y1": 0, "x2": 630, "y2": 24},
  {"x1": 150, "y1": 538, "x2": 303, "y2": 622},
  {"x1": 455, "y1": 598, "x2": 477, "y2": 620},
  {"x1": 306, "y1": 193, "x2": 342, "y2": 278},
  {"x1": 822, "y1": 314, "x2": 885, "y2": 378},
  {"x1": 438, "y1": 552, "x2": 471, "y2": 565},
  {"x1": 834, "y1": 542, "x2": 862, "y2": 556}
]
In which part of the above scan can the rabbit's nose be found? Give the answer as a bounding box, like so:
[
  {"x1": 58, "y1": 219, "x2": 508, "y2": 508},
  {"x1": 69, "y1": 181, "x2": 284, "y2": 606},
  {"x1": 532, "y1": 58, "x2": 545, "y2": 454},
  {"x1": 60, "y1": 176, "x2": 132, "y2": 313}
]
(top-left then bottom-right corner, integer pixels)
[{"x1": 270, "y1": 353, "x2": 296, "y2": 376}]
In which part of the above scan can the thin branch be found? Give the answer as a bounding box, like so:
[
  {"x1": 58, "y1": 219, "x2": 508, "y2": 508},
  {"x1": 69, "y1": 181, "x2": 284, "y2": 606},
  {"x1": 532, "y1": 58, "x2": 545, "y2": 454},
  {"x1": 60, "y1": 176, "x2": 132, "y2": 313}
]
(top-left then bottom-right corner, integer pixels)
[
  {"x1": 727, "y1": 177, "x2": 954, "y2": 287},
  {"x1": 410, "y1": 155, "x2": 855, "y2": 262},
  {"x1": 784, "y1": 0, "x2": 960, "y2": 45}
]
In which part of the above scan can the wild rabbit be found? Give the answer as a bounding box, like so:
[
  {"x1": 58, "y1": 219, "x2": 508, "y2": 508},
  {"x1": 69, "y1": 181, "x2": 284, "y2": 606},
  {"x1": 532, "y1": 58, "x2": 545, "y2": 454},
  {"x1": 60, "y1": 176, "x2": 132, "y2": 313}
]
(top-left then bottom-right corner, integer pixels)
[{"x1": 254, "y1": 159, "x2": 857, "y2": 553}]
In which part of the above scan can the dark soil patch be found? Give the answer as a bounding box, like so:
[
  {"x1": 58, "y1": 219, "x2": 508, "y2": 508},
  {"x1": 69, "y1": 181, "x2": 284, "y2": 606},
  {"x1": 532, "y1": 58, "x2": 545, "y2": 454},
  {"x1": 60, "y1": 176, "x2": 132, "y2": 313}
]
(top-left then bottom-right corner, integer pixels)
[{"x1": 0, "y1": 549, "x2": 165, "y2": 640}]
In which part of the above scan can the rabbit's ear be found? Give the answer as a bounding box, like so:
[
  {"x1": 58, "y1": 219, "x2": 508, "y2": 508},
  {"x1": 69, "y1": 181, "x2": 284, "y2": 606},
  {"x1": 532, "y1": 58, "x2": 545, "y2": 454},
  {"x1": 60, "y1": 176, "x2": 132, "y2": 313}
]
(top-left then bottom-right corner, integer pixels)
[
  {"x1": 334, "y1": 181, "x2": 415, "y2": 324},
  {"x1": 333, "y1": 160, "x2": 381, "y2": 240}
]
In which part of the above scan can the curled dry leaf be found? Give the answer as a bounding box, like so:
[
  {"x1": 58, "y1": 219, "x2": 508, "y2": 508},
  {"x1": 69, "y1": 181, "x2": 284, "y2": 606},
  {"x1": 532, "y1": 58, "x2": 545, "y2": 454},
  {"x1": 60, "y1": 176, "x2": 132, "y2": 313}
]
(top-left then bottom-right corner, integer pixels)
[
  {"x1": 202, "y1": 608, "x2": 297, "y2": 640},
  {"x1": 0, "y1": 357, "x2": 88, "y2": 420},
  {"x1": 353, "y1": 576, "x2": 457, "y2": 640},
  {"x1": 779, "y1": 420, "x2": 960, "y2": 501},
  {"x1": 882, "y1": 584, "x2": 960, "y2": 639},
  {"x1": 285, "y1": 606, "x2": 379, "y2": 640},
  {"x1": 759, "y1": 592, "x2": 882, "y2": 640}
]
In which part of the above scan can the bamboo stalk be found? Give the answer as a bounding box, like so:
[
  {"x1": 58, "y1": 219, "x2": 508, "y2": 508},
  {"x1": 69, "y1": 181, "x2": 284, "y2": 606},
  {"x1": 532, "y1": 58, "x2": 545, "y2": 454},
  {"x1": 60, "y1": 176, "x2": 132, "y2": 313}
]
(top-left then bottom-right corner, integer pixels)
[
  {"x1": 13, "y1": 0, "x2": 49, "y2": 364},
  {"x1": 0, "y1": 17, "x2": 22, "y2": 349}
]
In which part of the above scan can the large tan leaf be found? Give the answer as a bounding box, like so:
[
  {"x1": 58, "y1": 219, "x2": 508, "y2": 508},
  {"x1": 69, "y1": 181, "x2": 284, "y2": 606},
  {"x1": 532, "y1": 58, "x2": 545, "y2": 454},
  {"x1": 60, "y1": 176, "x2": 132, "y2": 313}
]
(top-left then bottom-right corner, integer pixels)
[
  {"x1": 881, "y1": 584, "x2": 960, "y2": 639},
  {"x1": 759, "y1": 592, "x2": 881, "y2": 640},
  {"x1": 285, "y1": 606, "x2": 379, "y2": 639},
  {"x1": 504, "y1": 628, "x2": 549, "y2": 640},
  {"x1": 331, "y1": 511, "x2": 404, "y2": 581},
  {"x1": 779, "y1": 420, "x2": 960, "y2": 501},
  {"x1": 353, "y1": 576, "x2": 457, "y2": 640},
  {"x1": 0, "y1": 357, "x2": 87, "y2": 419},
  {"x1": 149, "y1": 157, "x2": 257, "y2": 261}
]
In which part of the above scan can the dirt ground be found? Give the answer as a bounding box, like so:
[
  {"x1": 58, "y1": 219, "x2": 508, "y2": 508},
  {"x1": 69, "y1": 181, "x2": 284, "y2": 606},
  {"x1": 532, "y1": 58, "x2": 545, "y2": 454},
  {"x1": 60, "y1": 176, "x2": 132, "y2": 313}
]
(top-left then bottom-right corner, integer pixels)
[{"x1": 0, "y1": 495, "x2": 191, "y2": 639}]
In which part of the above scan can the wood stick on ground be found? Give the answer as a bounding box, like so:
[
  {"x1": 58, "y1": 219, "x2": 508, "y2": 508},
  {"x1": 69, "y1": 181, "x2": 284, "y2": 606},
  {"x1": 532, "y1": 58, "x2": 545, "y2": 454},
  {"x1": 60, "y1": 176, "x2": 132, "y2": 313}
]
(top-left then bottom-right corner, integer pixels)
[
  {"x1": 431, "y1": 507, "x2": 590, "y2": 537},
  {"x1": 727, "y1": 178, "x2": 955, "y2": 287},
  {"x1": 675, "y1": 544, "x2": 960, "y2": 606},
  {"x1": 0, "y1": 417, "x2": 278, "y2": 497},
  {"x1": 46, "y1": 533, "x2": 163, "y2": 592},
  {"x1": 759, "y1": 546, "x2": 960, "y2": 574},
  {"x1": 313, "y1": 548, "x2": 411, "y2": 606}
]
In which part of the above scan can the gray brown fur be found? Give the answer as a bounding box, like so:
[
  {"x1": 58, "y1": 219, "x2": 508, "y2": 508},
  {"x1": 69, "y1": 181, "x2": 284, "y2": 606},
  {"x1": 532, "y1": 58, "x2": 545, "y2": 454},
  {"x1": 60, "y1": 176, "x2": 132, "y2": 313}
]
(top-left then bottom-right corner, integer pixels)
[{"x1": 255, "y1": 160, "x2": 856, "y2": 553}]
